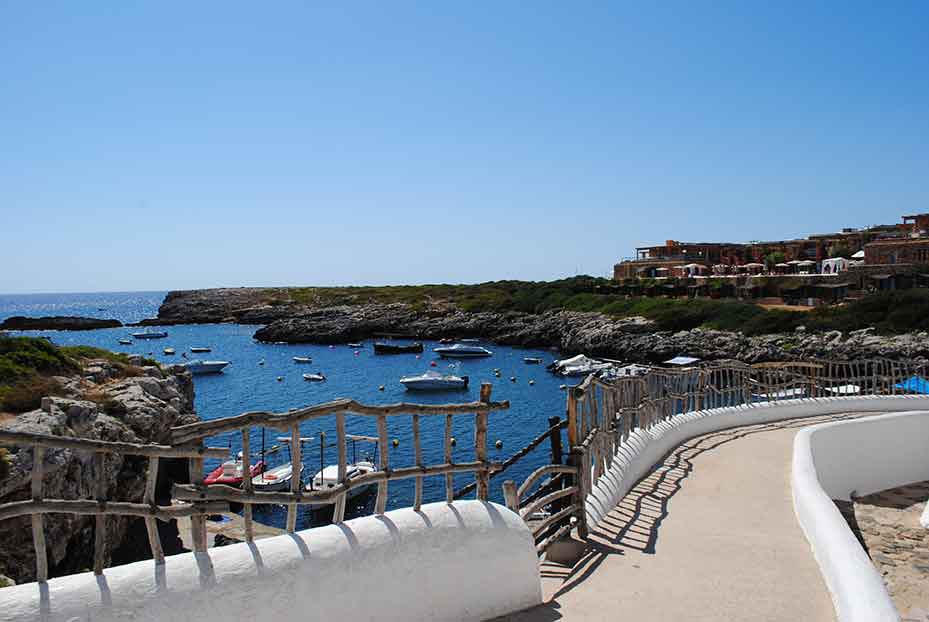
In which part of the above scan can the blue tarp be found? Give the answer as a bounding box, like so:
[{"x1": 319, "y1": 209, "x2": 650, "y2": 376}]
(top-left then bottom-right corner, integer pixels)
[{"x1": 894, "y1": 375, "x2": 929, "y2": 394}]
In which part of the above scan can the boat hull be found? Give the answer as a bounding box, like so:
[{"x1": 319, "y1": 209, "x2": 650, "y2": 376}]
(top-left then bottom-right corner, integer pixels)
[
  {"x1": 373, "y1": 342, "x2": 424, "y2": 354},
  {"x1": 185, "y1": 361, "x2": 229, "y2": 374}
]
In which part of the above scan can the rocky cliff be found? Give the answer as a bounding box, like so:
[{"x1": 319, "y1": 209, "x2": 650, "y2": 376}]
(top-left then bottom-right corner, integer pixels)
[
  {"x1": 0, "y1": 358, "x2": 198, "y2": 583},
  {"x1": 0, "y1": 316, "x2": 122, "y2": 331}
]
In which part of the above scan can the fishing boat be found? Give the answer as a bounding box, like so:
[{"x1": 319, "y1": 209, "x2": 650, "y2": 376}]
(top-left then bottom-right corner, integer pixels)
[
  {"x1": 373, "y1": 342, "x2": 424, "y2": 354},
  {"x1": 293, "y1": 356, "x2": 313, "y2": 363},
  {"x1": 400, "y1": 370, "x2": 469, "y2": 391},
  {"x1": 523, "y1": 357, "x2": 544, "y2": 364},
  {"x1": 118, "y1": 338, "x2": 132, "y2": 345},
  {"x1": 305, "y1": 435, "x2": 378, "y2": 506},
  {"x1": 347, "y1": 343, "x2": 363, "y2": 348},
  {"x1": 251, "y1": 435, "x2": 312, "y2": 491},
  {"x1": 131, "y1": 330, "x2": 168, "y2": 339},
  {"x1": 549, "y1": 354, "x2": 613, "y2": 377},
  {"x1": 163, "y1": 347, "x2": 175, "y2": 355},
  {"x1": 204, "y1": 453, "x2": 266, "y2": 486},
  {"x1": 184, "y1": 360, "x2": 229, "y2": 374},
  {"x1": 190, "y1": 346, "x2": 211, "y2": 353},
  {"x1": 303, "y1": 372, "x2": 326, "y2": 382},
  {"x1": 432, "y1": 344, "x2": 493, "y2": 358}
]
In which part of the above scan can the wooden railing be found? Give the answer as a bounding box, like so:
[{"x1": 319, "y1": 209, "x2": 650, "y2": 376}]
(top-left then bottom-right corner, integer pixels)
[
  {"x1": 506, "y1": 357, "x2": 928, "y2": 554},
  {"x1": 169, "y1": 383, "x2": 510, "y2": 549},
  {"x1": 0, "y1": 430, "x2": 229, "y2": 581}
]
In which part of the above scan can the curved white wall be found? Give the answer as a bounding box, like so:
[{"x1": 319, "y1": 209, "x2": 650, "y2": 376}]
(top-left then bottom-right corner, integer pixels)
[
  {"x1": 793, "y1": 411, "x2": 929, "y2": 622},
  {"x1": 584, "y1": 395, "x2": 929, "y2": 527},
  {"x1": 0, "y1": 501, "x2": 542, "y2": 622}
]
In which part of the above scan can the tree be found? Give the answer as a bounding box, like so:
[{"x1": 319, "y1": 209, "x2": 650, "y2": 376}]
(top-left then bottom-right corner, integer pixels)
[
  {"x1": 829, "y1": 243, "x2": 852, "y2": 259},
  {"x1": 764, "y1": 251, "x2": 786, "y2": 268}
]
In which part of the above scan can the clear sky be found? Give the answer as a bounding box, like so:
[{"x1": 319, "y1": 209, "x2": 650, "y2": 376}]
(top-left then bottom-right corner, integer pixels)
[{"x1": 1, "y1": 2, "x2": 927, "y2": 293}]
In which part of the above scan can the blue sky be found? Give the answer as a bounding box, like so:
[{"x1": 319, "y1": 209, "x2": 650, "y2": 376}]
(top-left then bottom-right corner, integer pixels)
[{"x1": 1, "y1": 2, "x2": 927, "y2": 293}]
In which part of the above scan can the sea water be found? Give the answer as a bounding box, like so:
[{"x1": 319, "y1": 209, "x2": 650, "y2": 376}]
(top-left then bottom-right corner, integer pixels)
[{"x1": 1, "y1": 292, "x2": 570, "y2": 529}]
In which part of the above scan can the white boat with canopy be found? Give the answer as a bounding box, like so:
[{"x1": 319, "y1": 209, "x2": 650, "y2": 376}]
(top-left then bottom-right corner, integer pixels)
[
  {"x1": 400, "y1": 370, "x2": 469, "y2": 391},
  {"x1": 432, "y1": 344, "x2": 493, "y2": 358},
  {"x1": 305, "y1": 435, "x2": 379, "y2": 508}
]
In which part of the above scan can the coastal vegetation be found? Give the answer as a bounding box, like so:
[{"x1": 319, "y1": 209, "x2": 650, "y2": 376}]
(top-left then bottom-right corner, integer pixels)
[
  {"x1": 0, "y1": 337, "x2": 153, "y2": 413},
  {"x1": 269, "y1": 277, "x2": 929, "y2": 336}
]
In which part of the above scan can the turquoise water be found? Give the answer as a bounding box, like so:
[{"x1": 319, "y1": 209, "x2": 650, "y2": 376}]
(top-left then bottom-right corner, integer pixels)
[{"x1": 1, "y1": 292, "x2": 569, "y2": 529}]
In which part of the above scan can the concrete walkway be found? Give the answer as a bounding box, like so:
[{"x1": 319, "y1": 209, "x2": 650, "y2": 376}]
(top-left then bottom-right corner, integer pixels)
[{"x1": 504, "y1": 415, "x2": 853, "y2": 622}]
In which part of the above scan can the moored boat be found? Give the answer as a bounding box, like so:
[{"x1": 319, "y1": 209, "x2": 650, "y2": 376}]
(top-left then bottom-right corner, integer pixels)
[
  {"x1": 303, "y1": 372, "x2": 326, "y2": 382},
  {"x1": 523, "y1": 357, "x2": 543, "y2": 364},
  {"x1": 163, "y1": 347, "x2": 175, "y2": 355},
  {"x1": 184, "y1": 359, "x2": 229, "y2": 374},
  {"x1": 347, "y1": 343, "x2": 363, "y2": 348},
  {"x1": 304, "y1": 434, "x2": 379, "y2": 506},
  {"x1": 131, "y1": 330, "x2": 168, "y2": 339},
  {"x1": 432, "y1": 344, "x2": 493, "y2": 358},
  {"x1": 190, "y1": 346, "x2": 211, "y2": 353},
  {"x1": 118, "y1": 338, "x2": 132, "y2": 345},
  {"x1": 373, "y1": 342, "x2": 424, "y2": 354},
  {"x1": 400, "y1": 370, "x2": 469, "y2": 391},
  {"x1": 204, "y1": 456, "x2": 266, "y2": 486},
  {"x1": 293, "y1": 356, "x2": 313, "y2": 363}
]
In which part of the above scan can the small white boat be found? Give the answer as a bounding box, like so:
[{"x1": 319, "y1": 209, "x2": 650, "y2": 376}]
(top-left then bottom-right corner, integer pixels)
[
  {"x1": 523, "y1": 357, "x2": 544, "y2": 364},
  {"x1": 400, "y1": 370, "x2": 469, "y2": 391},
  {"x1": 163, "y1": 347, "x2": 175, "y2": 355},
  {"x1": 118, "y1": 338, "x2": 132, "y2": 345},
  {"x1": 303, "y1": 373, "x2": 326, "y2": 382},
  {"x1": 347, "y1": 343, "x2": 363, "y2": 348},
  {"x1": 251, "y1": 462, "x2": 302, "y2": 491},
  {"x1": 190, "y1": 346, "x2": 211, "y2": 353},
  {"x1": 293, "y1": 356, "x2": 313, "y2": 364},
  {"x1": 305, "y1": 461, "x2": 377, "y2": 505},
  {"x1": 184, "y1": 360, "x2": 229, "y2": 374},
  {"x1": 458, "y1": 338, "x2": 480, "y2": 343},
  {"x1": 551, "y1": 354, "x2": 613, "y2": 377},
  {"x1": 131, "y1": 330, "x2": 168, "y2": 339},
  {"x1": 432, "y1": 344, "x2": 493, "y2": 358}
]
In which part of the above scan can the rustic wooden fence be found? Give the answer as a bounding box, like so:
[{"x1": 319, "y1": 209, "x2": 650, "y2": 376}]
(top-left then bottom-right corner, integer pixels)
[
  {"x1": 169, "y1": 383, "x2": 509, "y2": 549},
  {"x1": 0, "y1": 430, "x2": 229, "y2": 581},
  {"x1": 504, "y1": 357, "x2": 928, "y2": 554}
]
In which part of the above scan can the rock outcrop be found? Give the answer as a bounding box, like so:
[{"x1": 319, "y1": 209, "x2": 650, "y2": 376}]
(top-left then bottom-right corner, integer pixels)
[
  {"x1": 0, "y1": 316, "x2": 122, "y2": 331},
  {"x1": 0, "y1": 358, "x2": 198, "y2": 583}
]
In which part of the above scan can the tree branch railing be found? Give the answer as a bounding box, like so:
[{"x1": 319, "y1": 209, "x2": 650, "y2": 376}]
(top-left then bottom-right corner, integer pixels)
[{"x1": 0, "y1": 430, "x2": 229, "y2": 581}]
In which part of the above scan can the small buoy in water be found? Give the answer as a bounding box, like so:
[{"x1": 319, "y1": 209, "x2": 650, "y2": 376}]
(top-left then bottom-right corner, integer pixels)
[
  {"x1": 276, "y1": 376, "x2": 283, "y2": 382},
  {"x1": 415, "y1": 354, "x2": 421, "y2": 359},
  {"x1": 378, "y1": 385, "x2": 385, "y2": 391},
  {"x1": 392, "y1": 439, "x2": 399, "y2": 447},
  {"x1": 354, "y1": 350, "x2": 360, "y2": 355},
  {"x1": 528, "y1": 380, "x2": 535, "y2": 385},
  {"x1": 495, "y1": 440, "x2": 503, "y2": 449},
  {"x1": 450, "y1": 437, "x2": 457, "y2": 447},
  {"x1": 329, "y1": 345, "x2": 335, "y2": 349},
  {"x1": 258, "y1": 359, "x2": 265, "y2": 366},
  {"x1": 430, "y1": 361, "x2": 437, "y2": 367},
  {"x1": 510, "y1": 376, "x2": 516, "y2": 382},
  {"x1": 493, "y1": 368, "x2": 500, "y2": 373},
  {"x1": 494, "y1": 371, "x2": 501, "y2": 377},
  {"x1": 559, "y1": 384, "x2": 567, "y2": 390}
]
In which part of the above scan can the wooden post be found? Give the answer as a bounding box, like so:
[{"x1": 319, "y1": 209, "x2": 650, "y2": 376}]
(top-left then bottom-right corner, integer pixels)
[
  {"x1": 93, "y1": 452, "x2": 107, "y2": 574},
  {"x1": 475, "y1": 383, "x2": 491, "y2": 500},
  {"x1": 375, "y1": 414, "x2": 388, "y2": 514},
  {"x1": 287, "y1": 424, "x2": 301, "y2": 532},
  {"x1": 143, "y1": 456, "x2": 165, "y2": 564},
  {"x1": 188, "y1": 442, "x2": 208, "y2": 552},
  {"x1": 412, "y1": 414, "x2": 423, "y2": 511},
  {"x1": 333, "y1": 413, "x2": 347, "y2": 523},
  {"x1": 566, "y1": 390, "x2": 579, "y2": 448},
  {"x1": 31, "y1": 445, "x2": 48, "y2": 582},
  {"x1": 567, "y1": 447, "x2": 589, "y2": 540},
  {"x1": 502, "y1": 480, "x2": 519, "y2": 512},
  {"x1": 444, "y1": 414, "x2": 454, "y2": 503},
  {"x1": 241, "y1": 429, "x2": 254, "y2": 541},
  {"x1": 547, "y1": 416, "x2": 563, "y2": 465}
]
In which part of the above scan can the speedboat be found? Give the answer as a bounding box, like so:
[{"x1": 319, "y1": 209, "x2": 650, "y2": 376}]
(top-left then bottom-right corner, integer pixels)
[
  {"x1": 304, "y1": 434, "x2": 379, "y2": 508},
  {"x1": 373, "y1": 342, "x2": 424, "y2": 354},
  {"x1": 251, "y1": 462, "x2": 302, "y2": 491},
  {"x1": 303, "y1": 373, "x2": 326, "y2": 382},
  {"x1": 523, "y1": 357, "x2": 544, "y2": 364},
  {"x1": 293, "y1": 356, "x2": 313, "y2": 363},
  {"x1": 190, "y1": 346, "x2": 211, "y2": 353},
  {"x1": 550, "y1": 354, "x2": 613, "y2": 377},
  {"x1": 184, "y1": 360, "x2": 230, "y2": 374},
  {"x1": 432, "y1": 344, "x2": 493, "y2": 358},
  {"x1": 347, "y1": 343, "x2": 363, "y2": 348},
  {"x1": 131, "y1": 330, "x2": 168, "y2": 339},
  {"x1": 163, "y1": 347, "x2": 175, "y2": 355},
  {"x1": 400, "y1": 370, "x2": 469, "y2": 391},
  {"x1": 204, "y1": 456, "x2": 266, "y2": 486},
  {"x1": 118, "y1": 338, "x2": 132, "y2": 345}
]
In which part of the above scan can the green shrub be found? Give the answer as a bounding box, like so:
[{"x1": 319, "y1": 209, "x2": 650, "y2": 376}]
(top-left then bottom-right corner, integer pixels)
[{"x1": 0, "y1": 376, "x2": 64, "y2": 413}]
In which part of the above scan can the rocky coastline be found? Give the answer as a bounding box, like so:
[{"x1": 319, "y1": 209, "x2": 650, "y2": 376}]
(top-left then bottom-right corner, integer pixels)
[
  {"x1": 0, "y1": 358, "x2": 198, "y2": 583},
  {"x1": 0, "y1": 316, "x2": 122, "y2": 331}
]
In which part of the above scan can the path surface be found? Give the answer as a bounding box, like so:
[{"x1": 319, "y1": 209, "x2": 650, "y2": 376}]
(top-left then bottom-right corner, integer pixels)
[{"x1": 504, "y1": 415, "x2": 852, "y2": 622}]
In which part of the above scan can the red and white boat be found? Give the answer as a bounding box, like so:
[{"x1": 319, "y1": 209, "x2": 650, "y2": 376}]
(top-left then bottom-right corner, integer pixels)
[{"x1": 204, "y1": 454, "x2": 266, "y2": 486}]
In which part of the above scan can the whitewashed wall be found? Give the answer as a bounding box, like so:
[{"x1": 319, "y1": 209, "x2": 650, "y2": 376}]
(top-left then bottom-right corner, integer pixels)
[
  {"x1": 0, "y1": 500, "x2": 542, "y2": 622},
  {"x1": 793, "y1": 411, "x2": 929, "y2": 622}
]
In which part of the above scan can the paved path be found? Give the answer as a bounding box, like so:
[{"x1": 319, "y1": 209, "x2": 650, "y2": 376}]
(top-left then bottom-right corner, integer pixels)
[{"x1": 504, "y1": 415, "x2": 853, "y2": 622}]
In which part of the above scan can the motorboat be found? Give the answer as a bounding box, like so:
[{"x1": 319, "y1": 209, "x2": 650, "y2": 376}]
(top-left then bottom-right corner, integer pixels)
[
  {"x1": 523, "y1": 357, "x2": 544, "y2": 364},
  {"x1": 250, "y1": 434, "x2": 312, "y2": 491},
  {"x1": 458, "y1": 338, "x2": 480, "y2": 343},
  {"x1": 347, "y1": 343, "x2": 363, "y2": 348},
  {"x1": 190, "y1": 346, "x2": 211, "y2": 353},
  {"x1": 303, "y1": 373, "x2": 326, "y2": 382},
  {"x1": 374, "y1": 342, "x2": 424, "y2": 354},
  {"x1": 131, "y1": 330, "x2": 168, "y2": 339},
  {"x1": 304, "y1": 434, "x2": 379, "y2": 507},
  {"x1": 184, "y1": 360, "x2": 230, "y2": 374},
  {"x1": 433, "y1": 344, "x2": 493, "y2": 358},
  {"x1": 549, "y1": 354, "x2": 613, "y2": 377},
  {"x1": 118, "y1": 338, "x2": 132, "y2": 345},
  {"x1": 163, "y1": 347, "x2": 175, "y2": 355},
  {"x1": 204, "y1": 455, "x2": 266, "y2": 486},
  {"x1": 400, "y1": 370, "x2": 469, "y2": 391},
  {"x1": 293, "y1": 356, "x2": 313, "y2": 363}
]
